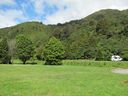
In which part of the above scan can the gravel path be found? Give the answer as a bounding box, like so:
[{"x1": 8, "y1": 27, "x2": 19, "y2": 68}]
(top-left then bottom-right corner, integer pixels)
[{"x1": 112, "y1": 68, "x2": 128, "y2": 74}]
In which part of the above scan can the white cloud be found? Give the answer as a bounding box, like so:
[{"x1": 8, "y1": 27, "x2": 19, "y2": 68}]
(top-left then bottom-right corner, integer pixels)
[
  {"x1": 0, "y1": 0, "x2": 128, "y2": 28},
  {"x1": 0, "y1": 9, "x2": 26, "y2": 28},
  {"x1": 43, "y1": 0, "x2": 128, "y2": 24},
  {"x1": 30, "y1": 0, "x2": 44, "y2": 14},
  {"x1": 0, "y1": 0, "x2": 15, "y2": 5},
  {"x1": 31, "y1": 0, "x2": 67, "y2": 14},
  {"x1": 0, "y1": 0, "x2": 26, "y2": 28}
]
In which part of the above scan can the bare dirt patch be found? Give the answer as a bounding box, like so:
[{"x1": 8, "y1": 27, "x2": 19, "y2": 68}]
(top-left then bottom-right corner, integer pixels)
[
  {"x1": 112, "y1": 68, "x2": 128, "y2": 74},
  {"x1": 123, "y1": 80, "x2": 128, "y2": 84}
]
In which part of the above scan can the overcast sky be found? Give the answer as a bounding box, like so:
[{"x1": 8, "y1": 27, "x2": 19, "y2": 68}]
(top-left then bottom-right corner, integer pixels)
[{"x1": 0, "y1": 0, "x2": 128, "y2": 28}]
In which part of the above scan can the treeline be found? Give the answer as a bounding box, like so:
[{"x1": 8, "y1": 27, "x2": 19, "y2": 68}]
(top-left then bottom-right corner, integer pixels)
[
  {"x1": 0, "y1": 9, "x2": 128, "y2": 62},
  {"x1": 0, "y1": 36, "x2": 34, "y2": 64},
  {"x1": 0, "y1": 36, "x2": 65, "y2": 65},
  {"x1": 49, "y1": 10, "x2": 128, "y2": 60}
]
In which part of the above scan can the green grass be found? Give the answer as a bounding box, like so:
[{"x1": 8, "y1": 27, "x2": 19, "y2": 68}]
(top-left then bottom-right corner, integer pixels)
[{"x1": 0, "y1": 63, "x2": 128, "y2": 96}]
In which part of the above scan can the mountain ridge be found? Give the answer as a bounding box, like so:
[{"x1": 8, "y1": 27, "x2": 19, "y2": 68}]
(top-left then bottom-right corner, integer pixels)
[{"x1": 0, "y1": 9, "x2": 127, "y2": 29}]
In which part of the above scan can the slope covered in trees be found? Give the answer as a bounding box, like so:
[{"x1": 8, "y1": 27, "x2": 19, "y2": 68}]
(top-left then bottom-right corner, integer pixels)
[{"x1": 0, "y1": 9, "x2": 128, "y2": 60}]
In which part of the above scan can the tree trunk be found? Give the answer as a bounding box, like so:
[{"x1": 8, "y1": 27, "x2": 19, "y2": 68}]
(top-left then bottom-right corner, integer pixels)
[
  {"x1": 9, "y1": 60, "x2": 12, "y2": 64},
  {"x1": 23, "y1": 61, "x2": 26, "y2": 64}
]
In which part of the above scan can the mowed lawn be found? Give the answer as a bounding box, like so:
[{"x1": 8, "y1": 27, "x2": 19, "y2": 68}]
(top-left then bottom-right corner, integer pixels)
[{"x1": 0, "y1": 65, "x2": 128, "y2": 96}]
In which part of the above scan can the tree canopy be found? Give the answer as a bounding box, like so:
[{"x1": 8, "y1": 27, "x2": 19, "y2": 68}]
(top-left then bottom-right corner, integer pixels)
[
  {"x1": 0, "y1": 38, "x2": 11, "y2": 64},
  {"x1": 44, "y1": 37, "x2": 65, "y2": 65},
  {"x1": 16, "y1": 35, "x2": 34, "y2": 64}
]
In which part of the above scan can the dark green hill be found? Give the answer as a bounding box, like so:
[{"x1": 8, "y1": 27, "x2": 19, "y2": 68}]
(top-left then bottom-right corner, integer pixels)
[
  {"x1": 0, "y1": 9, "x2": 128, "y2": 60},
  {"x1": 0, "y1": 22, "x2": 51, "y2": 52}
]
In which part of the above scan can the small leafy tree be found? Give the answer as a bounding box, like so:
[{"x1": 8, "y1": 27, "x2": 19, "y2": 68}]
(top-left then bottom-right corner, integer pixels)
[
  {"x1": 0, "y1": 38, "x2": 11, "y2": 64},
  {"x1": 16, "y1": 36, "x2": 34, "y2": 64},
  {"x1": 43, "y1": 37, "x2": 65, "y2": 65}
]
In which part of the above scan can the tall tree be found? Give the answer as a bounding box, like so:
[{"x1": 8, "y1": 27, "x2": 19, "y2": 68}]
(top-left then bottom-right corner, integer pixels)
[
  {"x1": 0, "y1": 38, "x2": 11, "y2": 64},
  {"x1": 16, "y1": 36, "x2": 34, "y2": 64},
  {"x1": 8, "y1": 39, "x2": 16, "y2": 61},
  {"x1": 43, "y1": 37, "x2": 65, "y2": 65}
]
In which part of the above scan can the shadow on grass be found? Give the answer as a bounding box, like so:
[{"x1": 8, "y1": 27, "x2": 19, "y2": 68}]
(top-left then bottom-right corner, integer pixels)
[{"x1": 11, "y1": 62, "x2": 37, "y2": 65}]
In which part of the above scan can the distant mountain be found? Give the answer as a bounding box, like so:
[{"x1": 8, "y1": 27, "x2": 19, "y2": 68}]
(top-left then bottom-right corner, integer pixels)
[{"x1": 0, "y1": 9, "x2": 128, "y2": 60}]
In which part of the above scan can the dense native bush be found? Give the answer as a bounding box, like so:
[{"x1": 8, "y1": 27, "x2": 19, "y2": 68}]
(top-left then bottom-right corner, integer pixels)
[
  {"x1": 122, "y1": 49, "x2": 128, "y2": 61},
  {"x1": 0, "y1": 9, "x2": 128, "y2": 61},
  {"x1": 43, "y1": 37, "x2": 65, "y2": 65},
  {"x1": 35, "y1": 48, "x2": 44, "y2": 61}
]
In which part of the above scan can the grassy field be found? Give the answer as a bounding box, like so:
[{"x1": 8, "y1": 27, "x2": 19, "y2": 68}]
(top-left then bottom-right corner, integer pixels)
[{"x1": 0, "y1": 61, "x2": 128, "y2": 96}]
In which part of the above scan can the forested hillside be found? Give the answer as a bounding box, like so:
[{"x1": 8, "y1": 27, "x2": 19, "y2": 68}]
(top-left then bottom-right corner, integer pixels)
[{"x1": 0, "y1": 9, "x2": 128, "y2": 60}]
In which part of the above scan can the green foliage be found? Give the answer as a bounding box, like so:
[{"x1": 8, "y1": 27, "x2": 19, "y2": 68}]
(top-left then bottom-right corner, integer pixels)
[
  {"x1": 121, "y1": 25, "x2": 128, "y2": 37},
  {"x1": 96, "y1": 18, "x2": 109, "y2": 35},
  {"x1": 0, "y1": 38, "x2": 11, "y2": 64},
  {"x1": 16, "y1": 36, "x2": 35, "y2": 64},
  {"x1": 36, "y1": 48, "x2": 44, "y2": 61},
  {"x1": 44, "y1": 37, "x2": 65, "y2": 65},
  {"x1": 122, "y1": 49, "x2": 128, "y2": 61},
  {"x1": 0, "y1": 9, "x2": 128, "y2": 61}
]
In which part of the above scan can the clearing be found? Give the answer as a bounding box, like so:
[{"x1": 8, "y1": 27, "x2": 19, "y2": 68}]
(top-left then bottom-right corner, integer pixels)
[{"x1": 0, "y1": 65, "x2": 128, "y2": 96}]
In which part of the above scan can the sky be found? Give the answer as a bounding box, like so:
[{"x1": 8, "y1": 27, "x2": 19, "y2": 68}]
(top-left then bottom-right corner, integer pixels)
[{"x1": 0, "y1": 0, "x2": 128, "y2": 28}]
